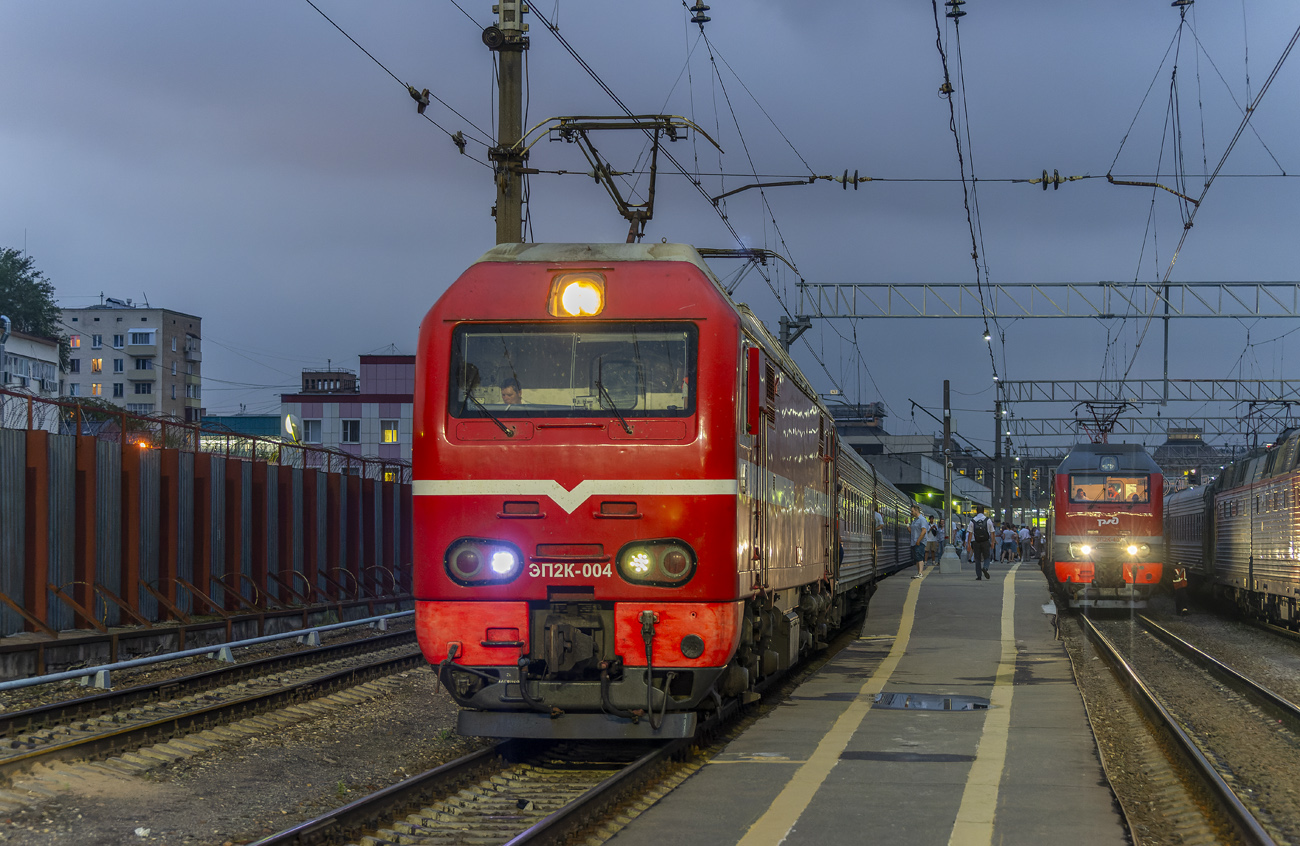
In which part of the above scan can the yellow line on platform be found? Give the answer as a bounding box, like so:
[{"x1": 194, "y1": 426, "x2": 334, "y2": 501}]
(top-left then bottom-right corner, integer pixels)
[
  {"x1": 947, "y1": 562, "x2": 1021, "y2": 846},
  {"x1": 734, "y1": 567, "x2": 928, "y2": 846}
]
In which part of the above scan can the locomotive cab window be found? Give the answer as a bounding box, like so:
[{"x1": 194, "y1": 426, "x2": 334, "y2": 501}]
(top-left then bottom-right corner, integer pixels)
[
  {"x1": 1069, "y1": 474, "x2": 1150, "y2": 503},
  {"x1": 451, "y1": 323, "x2": 697, "y2": 418}
]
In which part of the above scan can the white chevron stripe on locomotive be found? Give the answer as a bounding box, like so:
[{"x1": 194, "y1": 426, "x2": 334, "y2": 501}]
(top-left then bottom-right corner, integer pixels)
[{"x1": 413, "y1": 478, "x2": 739, "y2": 515}]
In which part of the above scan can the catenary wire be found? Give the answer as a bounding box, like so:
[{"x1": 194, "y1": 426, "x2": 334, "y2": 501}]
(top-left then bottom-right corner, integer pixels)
[
  {"x1": 1119, "y1": 20, "x2": 1300, "y2": 382},
  {"x1": 302, "y1": 0, "x2": 496, "y2": 156}
]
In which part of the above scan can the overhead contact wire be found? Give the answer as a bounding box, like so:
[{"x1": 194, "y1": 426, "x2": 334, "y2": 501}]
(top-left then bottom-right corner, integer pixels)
[
  {"x1": 1120, "y1": 20, "x2": 1300, "y2": 383},
  {"x1": 303, "y1": 0, "x2": 495, "y2": 158}
]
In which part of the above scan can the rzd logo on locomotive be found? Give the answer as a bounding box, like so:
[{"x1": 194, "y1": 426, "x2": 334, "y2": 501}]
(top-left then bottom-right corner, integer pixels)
[{"x1": 1096, "y1": 515, "x2": 1120, "y2": 526}]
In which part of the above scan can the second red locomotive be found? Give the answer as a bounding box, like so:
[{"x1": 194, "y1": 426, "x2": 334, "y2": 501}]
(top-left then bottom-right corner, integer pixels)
[{"x1": 1045, "y1": 443, "x2": 1164, "y2": 608}]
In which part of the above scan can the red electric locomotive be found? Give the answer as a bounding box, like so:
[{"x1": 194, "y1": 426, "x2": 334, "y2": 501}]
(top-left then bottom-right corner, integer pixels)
[
  {"x1": 1045, "y1": 443, "x2": 1164, "y2": 608},
  {"x1": 413, "y1": 243, "x2": 887, "y2": 738}
]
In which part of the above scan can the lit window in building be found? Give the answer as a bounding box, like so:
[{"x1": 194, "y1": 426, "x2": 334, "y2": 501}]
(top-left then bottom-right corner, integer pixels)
[
  {"x1": 381, "y1": 420, "x2": 399, "y2": 443},
  {"x1": 383, "y1": 470, "x2": 397, "y2": 483},
  {"x1": 91, "y1": 383, "x2": 102, "y2": 396},
  {"x1": 69, "y1": 336, "x2": 81, "y2": 348},
  {"x1": 92, "y1": 359, "x2": 102, "y2": 373},
  {"x1": 342, "y1": 419, "x2": 361, "y2": 444}
]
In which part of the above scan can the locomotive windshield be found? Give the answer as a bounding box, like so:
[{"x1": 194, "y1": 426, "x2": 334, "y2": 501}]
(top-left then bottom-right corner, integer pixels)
[
  {"x1": 1069, "y1": 474, "x2": 1150, "y2": 504},
  {"x1": 450, "y1": 322, "x2": 697, "y2": 418}
]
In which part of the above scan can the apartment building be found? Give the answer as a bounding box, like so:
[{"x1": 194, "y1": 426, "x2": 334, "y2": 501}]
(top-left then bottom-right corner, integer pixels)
[
  {"x1": 280, "y1": 355, "x2": 414, "y2": 463},
  {"x1": 60, "y1": 297, "x2": 203, "y2": 421}
]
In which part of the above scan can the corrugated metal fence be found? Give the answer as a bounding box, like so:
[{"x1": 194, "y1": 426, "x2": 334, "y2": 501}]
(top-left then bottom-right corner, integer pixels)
[{"x1": 0, "y1": 430, "x2": 413, "y2": 637}]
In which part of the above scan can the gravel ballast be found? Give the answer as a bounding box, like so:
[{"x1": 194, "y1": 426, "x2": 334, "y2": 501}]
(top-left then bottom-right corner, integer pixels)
[{"x1": 0, "y1": 667, "x2": 486, "y2": 845}]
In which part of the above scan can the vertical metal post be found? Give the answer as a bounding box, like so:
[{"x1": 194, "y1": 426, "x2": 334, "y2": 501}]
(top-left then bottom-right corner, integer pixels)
[
  {"x1": 939, "y1": 380, "x2": 960, "y2": 573},
  {"x1": 489, "y1": 0, "x2": 529, "y2": 244},
  {"x1": 1162, "y1": 281, "x2": 1170, "y2": 405},
  {"x1": 993, "y1": 399, "x2": 1002, "y2": 523},
  {"x1": 943, "y1": 380, "x2": 952, "y2": 526}
]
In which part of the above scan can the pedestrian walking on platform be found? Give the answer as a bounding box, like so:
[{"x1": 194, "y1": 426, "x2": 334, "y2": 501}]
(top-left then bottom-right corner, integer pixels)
[
  {"x1": 910, "y1": 504, "x2": 928, "y2": 579},
  {"x1": 1018, "y1": 524, "x2": 1032, "y2": 560},
  {"x1": 967, "y1": 505, "x2": 993, "y2": 580},
  {"x1": 1000, "y1": 524, "x2": 1016, "y2": 562}
]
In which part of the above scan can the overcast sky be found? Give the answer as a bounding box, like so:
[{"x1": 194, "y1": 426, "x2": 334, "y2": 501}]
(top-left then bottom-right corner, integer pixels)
[{"x1": 3, "y1": 1, "x2": 1298, "y2": 456}]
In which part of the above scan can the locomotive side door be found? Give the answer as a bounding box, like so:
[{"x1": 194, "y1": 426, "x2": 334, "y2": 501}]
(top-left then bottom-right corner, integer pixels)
[
  {"x1": 744, "y1": 345, "x2": 769, "y2": 588},
  {"x1": 756, "y1": 361, "x2": 774, "y2": 589}
]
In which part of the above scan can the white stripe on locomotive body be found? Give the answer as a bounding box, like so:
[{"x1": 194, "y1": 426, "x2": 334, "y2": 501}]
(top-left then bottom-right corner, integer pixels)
[{"x1": 413, "y1": 478, "x2": 738, "y2": 514}]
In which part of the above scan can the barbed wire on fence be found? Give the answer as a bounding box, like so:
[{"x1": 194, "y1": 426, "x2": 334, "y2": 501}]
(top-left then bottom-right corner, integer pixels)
[{"x1": 0, "y1": 388, "x2": 412, "y2": 484}]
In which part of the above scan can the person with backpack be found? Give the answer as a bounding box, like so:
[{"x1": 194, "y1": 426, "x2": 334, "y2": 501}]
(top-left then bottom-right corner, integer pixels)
[{"x1": 966, "y1": 505, "x2": 993, "y2": 580}]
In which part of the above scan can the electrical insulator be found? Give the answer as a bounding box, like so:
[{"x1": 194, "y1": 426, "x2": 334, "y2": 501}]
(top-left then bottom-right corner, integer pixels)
[
  {"x1": 945, "y1": 0, "x2": 966, "y2": 19},
  {"x1": 690, "y1": 3, "x2": 710, "y2": 25}
]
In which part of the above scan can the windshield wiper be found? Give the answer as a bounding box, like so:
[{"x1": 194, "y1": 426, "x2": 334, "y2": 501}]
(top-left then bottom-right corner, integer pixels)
[
  {"x1": 462, "y1": 369, "x2": 514, "y2": 437},
  {"x1": 595, "y1": 378, "x2": 633, "y2": 434},
  {"x1": 466, "y1": 391, "x2": 514, "y2": 437}
]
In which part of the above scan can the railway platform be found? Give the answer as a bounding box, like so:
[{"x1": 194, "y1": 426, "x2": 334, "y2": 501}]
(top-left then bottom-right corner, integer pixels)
[{"x1": 611, "y1": 557, "x2": 1127, "y2": 846}]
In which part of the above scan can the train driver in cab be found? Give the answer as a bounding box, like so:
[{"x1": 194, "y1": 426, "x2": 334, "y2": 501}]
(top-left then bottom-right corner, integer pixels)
[{"x1": 500, "y1": 377, "x2": 524, "y2": 406}]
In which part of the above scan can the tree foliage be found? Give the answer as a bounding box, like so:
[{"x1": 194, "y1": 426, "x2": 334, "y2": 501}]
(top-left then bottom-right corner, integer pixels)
[{"x1": 0, "y1": 247, "x2": 69, "y2": 368}]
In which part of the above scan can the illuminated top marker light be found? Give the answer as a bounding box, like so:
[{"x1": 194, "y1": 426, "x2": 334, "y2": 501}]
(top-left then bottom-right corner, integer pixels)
[
  {"x1": 627, "y1": 551, "x2": 652, "y2": 574},
  {"x1": 548, "y1": 272, "x2": 607, "y2": 317}
]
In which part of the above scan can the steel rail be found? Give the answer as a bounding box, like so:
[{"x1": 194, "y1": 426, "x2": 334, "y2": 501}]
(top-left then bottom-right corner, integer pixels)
[
  {"x1": 503, "y1": 737, "x2": 688, "y2": 846},
  {"x1": 0, "y1": 647, "x2": 424, "y2": 782},
  {"x1": 248, "y1": 742, "x2": 514, "y2": 846},
  {"x1": 1137, "y1": 615, "x2": 1300, "y2": 731},
  {"x1": 1252, "y1": 618, "x2": 1300, "y2": 646},
  {"x1": 0, "y1": 610, "x2": 413, "y2": 692},
  {"x1": 1, "y1": 629, "x2": 417, "y2": 738},
  {"x1": 249, "y1": 607, "x2": 865, "y2": 845},
  {"x1": 1080, "y1": 616, "x2": 1277, "y2": 846}
]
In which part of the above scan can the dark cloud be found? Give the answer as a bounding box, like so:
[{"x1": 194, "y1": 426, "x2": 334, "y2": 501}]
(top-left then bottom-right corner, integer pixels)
[{"x1": 2, "y1": 1, "x2": 1297, "y2": 443}]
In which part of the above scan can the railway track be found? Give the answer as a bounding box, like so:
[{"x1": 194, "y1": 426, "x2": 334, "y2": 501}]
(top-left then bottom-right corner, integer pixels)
[
  {"x1": 0, "y1": 630, "x2": 423, "y2": 783},
  {"x1": 252, "y1": 611, "x2": 869, "y2": 846},
  {"x1": 253, "y1": 738, "x2": 692, "y2": 846},
  {"x1": 1083, "y1": 613, "x2": 1300, "y2": 846}
]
